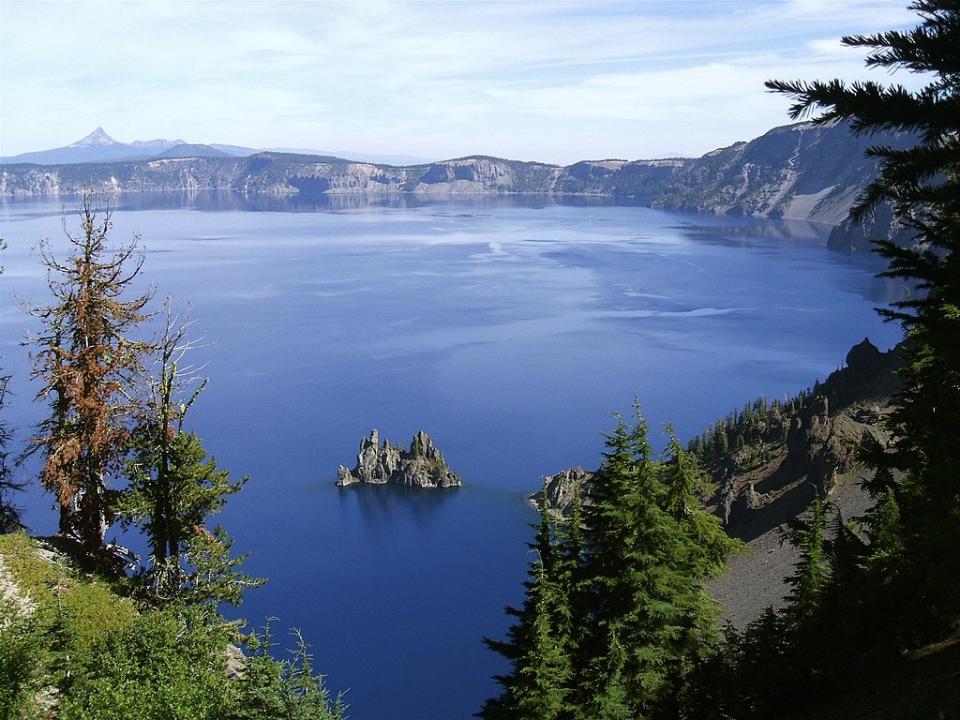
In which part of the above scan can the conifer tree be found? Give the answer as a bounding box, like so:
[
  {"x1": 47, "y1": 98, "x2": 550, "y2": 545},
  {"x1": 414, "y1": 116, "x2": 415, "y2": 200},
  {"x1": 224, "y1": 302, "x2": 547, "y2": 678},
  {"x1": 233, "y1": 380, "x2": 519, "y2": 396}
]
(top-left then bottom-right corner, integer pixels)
[
  {"x1": 663, "y1": 429, "x2": 740, "y2": 577},
  {"x1": 578, "y1": 409, "x2": 710, "y2": 718},
  {"x1": 778, "y1": 495, "x2": 831, "y2": 700},
  {"x1": 660, "y1": 429, "x2": 742, "y2": 683},
  {"x1": 768, "y1": 0, "x2": 960, "y2": 636},
  {"x1": 784, "y1": 495, "x2": 829, "y2": 628},
  {"x1": 0, "y1": 371, "x2": 23, "y2": 533},
  {"x1": 586, "y1": 628, "x2": 632, "y2": 720},
  {"x1": 734, "y1": 607, "x2": 789, "y2": 718},
  {"x1": 820, "y1": 510, "x2": 868, "y2": 665},
  {"x1": 554, "y1": 489, "x2": 587, "y2": 664},
  {"x1": 119, "y1": 304, "x2": 261, "y2": 606},
  {"x1": 480, "y1": 490, "x2": 572, "y2": 720},
  {"x1": 25, "y1": 195, "x2": 152, "y2": 559}
]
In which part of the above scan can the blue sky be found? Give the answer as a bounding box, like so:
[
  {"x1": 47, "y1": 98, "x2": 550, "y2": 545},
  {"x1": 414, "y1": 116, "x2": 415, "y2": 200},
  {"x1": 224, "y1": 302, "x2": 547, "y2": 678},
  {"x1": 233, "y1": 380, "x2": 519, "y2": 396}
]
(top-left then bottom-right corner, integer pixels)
[{"x1": 0, "y1": 0, "x2": 921, "y2": 164}]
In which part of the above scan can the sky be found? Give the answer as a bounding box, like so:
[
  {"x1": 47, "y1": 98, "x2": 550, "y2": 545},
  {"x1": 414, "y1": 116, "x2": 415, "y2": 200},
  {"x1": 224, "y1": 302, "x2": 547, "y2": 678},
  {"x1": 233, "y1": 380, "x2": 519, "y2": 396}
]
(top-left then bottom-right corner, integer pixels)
[{"x1": 0, "y1": 0, "x2": 923, "y2": 164}]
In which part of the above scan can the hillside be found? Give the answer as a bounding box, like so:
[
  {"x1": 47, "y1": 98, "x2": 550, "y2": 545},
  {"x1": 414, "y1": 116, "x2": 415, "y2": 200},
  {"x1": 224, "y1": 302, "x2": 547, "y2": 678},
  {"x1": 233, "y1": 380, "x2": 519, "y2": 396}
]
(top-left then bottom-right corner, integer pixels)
[
  {"x1": 0, "y1": 122, "x2": 915, "y2": 246},
  {"x1": 0, "y1": 532, "x2": 344, "y2": 719},
  {"x1": 538, "y1": 338, "x2": 903, "y2": 628}
]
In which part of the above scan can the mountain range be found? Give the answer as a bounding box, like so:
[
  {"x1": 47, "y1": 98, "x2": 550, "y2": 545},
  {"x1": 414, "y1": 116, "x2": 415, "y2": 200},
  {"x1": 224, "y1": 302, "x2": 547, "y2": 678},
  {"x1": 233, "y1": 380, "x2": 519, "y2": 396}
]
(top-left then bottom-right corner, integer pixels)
[
  {"x1": 0, "y1": 122, "x2": 917, "y2": 250},
  {"x1": 0, "y1": 128, "x2": 434, "y2": 167}
]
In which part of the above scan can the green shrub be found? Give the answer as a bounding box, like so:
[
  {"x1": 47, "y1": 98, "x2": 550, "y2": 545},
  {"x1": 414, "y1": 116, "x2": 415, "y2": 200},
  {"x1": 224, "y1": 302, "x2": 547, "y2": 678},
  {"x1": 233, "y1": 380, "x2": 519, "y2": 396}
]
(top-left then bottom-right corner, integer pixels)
[
  {"x1": 0, "y1": 602, "x2": 46, "y2": 720},
  {"x1": 60, "y1": 604, "x2": 234, "y2": 720}
]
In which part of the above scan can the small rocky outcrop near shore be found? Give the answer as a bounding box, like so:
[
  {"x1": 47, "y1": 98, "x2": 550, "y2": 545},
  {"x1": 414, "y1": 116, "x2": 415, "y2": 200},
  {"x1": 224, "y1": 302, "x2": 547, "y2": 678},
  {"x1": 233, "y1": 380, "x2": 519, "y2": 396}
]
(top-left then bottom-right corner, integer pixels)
[
  {"x1": 533, "y1": 466, "x2": 594, "y2": 517},
  {"x1": 337, "y1": 429, "x2": 462, "y2": 488}
]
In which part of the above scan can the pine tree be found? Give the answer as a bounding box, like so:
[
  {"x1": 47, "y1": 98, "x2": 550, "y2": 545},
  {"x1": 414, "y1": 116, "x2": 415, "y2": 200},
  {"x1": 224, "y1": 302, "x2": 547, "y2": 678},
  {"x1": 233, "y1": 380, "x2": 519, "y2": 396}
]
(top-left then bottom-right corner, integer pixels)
[
  {"x1": 779, "y1": 495, "x2": 831, "y2": 699},
  {"x1": 768, "y1": 0, "x2": 960, "y2": 637},
  {"x1": 820, "y1": 510, "x2": 869, "y2": 668},
  {"x1": 784, "y1": 495, "x2": 829, "y2": 627},
  {"x1": 661, "y1": 429, "x2": 742, "y2": 676},
  {"x1": 480, "y1": 491, "x2": 572, "y2": 720},
  {"x1": 578, "y1": 408, "x2": 714, "y2": 718},
  {"x1": 0, "y1": 371, "x2": 23, "y2": 533},
  {"x1": 586, "y1": 628, "x2": 632, "y2": 720},
  {"x1": 663, "y1": 429, "x2": 740, "y2": 576},
  {"x1": 735, "y1": 607, "x2": 789, "y2": 718},
  {"x1": 24, "y1": 195, "x2": 152, "y2": 560},
  {"x1": 554, "y1": 489, "x2": 587, "y2": 664},
  {"x1": 119, "y1": 304, "x2": 261, "y2": 606}
]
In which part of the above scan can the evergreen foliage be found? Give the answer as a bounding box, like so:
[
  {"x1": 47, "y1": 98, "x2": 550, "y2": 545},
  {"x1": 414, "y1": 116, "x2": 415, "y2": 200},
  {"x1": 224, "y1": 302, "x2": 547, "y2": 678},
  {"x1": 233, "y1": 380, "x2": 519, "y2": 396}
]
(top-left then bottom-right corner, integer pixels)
[
  {"x1": 768, "y1": 0, "x2": 960, "y2": 639},
  {"x1": 0, "y1": 533, "x2": 345, "y2": 720},
  {"x1": 115, "y1": 302, "x2": 262, "y2": 606},
  {"x1": 0, "y1": 601, "x2": 44, "y2": 720},
  {"x1": 483, "y1": 409, "x2": 740, "y2": 719},
  {"x1": 783, "y1": 495, "x2": 829, "y2": 628},
  {"x1": 686, "y1": 5, "x2": 960, "y2": 717},
  {"x1": 0, "y1": 201, "x2": 342, "y2": 718},
  {"x1": 479, "y1": 491, "x2": 573, "y2": 720},
  {"x1": 23, "y1": 195, "x2": 152, "y2": 559},
  {"x1": 0, "y1": 372, "x2": 24, "y2": 533}
]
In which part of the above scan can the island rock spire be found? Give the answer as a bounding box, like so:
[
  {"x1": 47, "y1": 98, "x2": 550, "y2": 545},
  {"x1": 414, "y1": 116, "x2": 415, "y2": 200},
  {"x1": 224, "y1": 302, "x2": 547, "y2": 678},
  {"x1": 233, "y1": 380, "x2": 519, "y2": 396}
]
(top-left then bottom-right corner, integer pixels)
[{"x1": 337, "y1": 429, "x2": 462, "y2": 488}]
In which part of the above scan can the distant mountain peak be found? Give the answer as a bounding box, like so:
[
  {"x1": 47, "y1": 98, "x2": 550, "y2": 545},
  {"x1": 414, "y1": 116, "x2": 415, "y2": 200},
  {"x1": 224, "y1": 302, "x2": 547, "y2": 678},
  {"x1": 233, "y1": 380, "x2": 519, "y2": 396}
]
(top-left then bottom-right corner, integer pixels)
[{"x1": 68, "y1": 127, "x2": 118, "y2": 148}]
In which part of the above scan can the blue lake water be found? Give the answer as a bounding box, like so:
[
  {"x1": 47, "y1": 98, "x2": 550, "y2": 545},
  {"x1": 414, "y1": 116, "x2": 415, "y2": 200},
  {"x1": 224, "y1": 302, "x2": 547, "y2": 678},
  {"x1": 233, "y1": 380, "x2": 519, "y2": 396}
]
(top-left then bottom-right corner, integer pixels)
[{"x1": 0, "y1": 193, "x2": 902, "y2": 720}]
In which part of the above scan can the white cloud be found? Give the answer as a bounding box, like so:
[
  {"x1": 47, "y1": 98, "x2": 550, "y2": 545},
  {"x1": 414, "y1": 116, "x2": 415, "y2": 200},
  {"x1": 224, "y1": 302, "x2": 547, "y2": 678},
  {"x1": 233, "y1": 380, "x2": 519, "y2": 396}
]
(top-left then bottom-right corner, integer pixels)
[{"x1": 0, "y1": 0, "x2": 926, "y2": 163}]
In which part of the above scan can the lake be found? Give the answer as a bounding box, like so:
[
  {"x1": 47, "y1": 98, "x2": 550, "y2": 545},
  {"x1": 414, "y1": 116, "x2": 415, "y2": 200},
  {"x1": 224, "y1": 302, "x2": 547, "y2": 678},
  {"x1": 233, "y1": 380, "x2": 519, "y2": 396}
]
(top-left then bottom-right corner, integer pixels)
[{"x1": 0, "y1": 193, "x2": 902, "y2": 720}]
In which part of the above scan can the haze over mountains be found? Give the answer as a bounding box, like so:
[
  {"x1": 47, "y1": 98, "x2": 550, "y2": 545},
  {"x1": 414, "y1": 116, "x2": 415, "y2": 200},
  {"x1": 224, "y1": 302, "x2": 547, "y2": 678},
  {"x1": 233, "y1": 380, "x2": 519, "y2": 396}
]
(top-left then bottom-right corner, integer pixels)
[
  {"x1": 0, "y1": 121, "x2": 914, "y2": 251},
  {"x1": 0, "y1": 128, "x2": 434, "y2": 167}
]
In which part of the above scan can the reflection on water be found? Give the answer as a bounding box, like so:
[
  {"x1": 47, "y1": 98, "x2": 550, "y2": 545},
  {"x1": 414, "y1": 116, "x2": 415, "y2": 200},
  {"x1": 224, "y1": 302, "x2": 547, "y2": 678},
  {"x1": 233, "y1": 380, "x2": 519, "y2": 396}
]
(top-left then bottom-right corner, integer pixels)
[
  {"x1": 338, "y1": 484, "x2": 459, "y2": 530},
  {"x1": 1, "y1": 189, "x2": 651, "y2": 216}
]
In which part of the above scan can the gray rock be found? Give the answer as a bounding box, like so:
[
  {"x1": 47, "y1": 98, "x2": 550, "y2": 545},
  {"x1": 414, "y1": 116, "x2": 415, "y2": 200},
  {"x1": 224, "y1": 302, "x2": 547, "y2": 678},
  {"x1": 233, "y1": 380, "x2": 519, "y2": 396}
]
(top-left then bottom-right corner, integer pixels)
[
  {"x1": 337, "y1": 429, "x2": 461, "y2": 489},
  {"x1": 534, "y1": 466, "x2": 594, "y2": 517}
]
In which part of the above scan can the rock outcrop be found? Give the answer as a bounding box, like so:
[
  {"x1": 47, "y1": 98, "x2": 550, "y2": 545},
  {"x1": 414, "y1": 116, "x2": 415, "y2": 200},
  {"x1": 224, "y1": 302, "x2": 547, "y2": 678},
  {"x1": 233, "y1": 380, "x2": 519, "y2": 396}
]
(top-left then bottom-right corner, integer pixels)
[
  {"x1": 534, "y1": 466, "x2": 594, "y2": 517},
  {"x1": 337, "y1": 429, "x2": 462, "y2": 489},
  {"x1": 711, "y1": 338, "x2": 901, "y2": 538}
]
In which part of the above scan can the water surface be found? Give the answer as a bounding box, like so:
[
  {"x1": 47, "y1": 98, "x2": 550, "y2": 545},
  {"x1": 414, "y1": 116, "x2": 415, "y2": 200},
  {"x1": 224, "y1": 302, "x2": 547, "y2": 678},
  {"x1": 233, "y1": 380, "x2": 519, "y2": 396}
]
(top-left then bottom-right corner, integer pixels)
[{"x1": 0, "y1": 193, "x2": 902, "y2": 720}]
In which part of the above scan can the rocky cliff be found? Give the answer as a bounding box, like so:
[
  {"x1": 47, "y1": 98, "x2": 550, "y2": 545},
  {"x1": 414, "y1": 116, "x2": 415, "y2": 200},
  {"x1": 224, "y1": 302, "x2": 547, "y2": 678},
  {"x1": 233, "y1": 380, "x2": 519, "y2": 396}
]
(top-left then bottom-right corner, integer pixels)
[
  {"x1": 337, "y1": 429, "x2": 462, "y2": 489},
  {"x1": 536, "y1": 466, "x2": 594, "y2": 517},
  {"x1": 532, "y1": 339, "x2": 902, "y2": 627},
  {"x1": 705, "y1": 338, "x2": 900, "y2": 539},
  {"x1": 0, "y1": 122, "x2": 915, "y2": 244},
  {"x1": 535, "y1": 339, "x2": 902, "y2": 533}
]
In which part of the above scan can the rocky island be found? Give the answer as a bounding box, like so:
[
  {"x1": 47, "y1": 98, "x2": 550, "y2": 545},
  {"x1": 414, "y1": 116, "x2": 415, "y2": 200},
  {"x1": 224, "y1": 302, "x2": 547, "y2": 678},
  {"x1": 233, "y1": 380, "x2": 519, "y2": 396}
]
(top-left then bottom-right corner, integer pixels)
[{"x1": 337, "y1": 429, "x2": 462, "y2": 488}]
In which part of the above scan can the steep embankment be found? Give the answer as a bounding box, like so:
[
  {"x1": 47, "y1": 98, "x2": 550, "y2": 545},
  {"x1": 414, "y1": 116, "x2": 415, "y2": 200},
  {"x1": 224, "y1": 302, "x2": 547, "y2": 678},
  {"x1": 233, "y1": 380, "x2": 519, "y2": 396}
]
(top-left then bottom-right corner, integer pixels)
[
  {"x1": 1, "y1": 122, "x2": 916, "y2": 246},
  {"x1": 538, "y1": 338, "x2": 902, "y2": 628},
  {"x1": 700, "y1": 338, "x2": 901, "y2": 626}
]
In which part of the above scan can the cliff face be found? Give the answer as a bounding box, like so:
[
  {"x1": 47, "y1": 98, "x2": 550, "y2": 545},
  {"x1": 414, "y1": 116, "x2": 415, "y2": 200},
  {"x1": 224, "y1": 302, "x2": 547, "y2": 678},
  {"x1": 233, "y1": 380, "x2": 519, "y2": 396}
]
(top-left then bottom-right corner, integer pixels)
[
  {"x1": 536, "y1": 339, "x2": 902, "y2": 534},
  {"x1": 0, "y1": 122, "x2": 915, "y2": 243},
  {"x1": 642, "y1": 122, "x2": 910, "y2": 224},
  {"x1": 537, "y1": 466, "x2": 594, "y2": 517},
  {"x1": 709, "y1": 338, "x2": 900, "y2": 539},
  {"x1": 337, "y1": 429, "x2": 462, "y2": 489}
]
